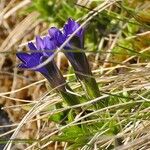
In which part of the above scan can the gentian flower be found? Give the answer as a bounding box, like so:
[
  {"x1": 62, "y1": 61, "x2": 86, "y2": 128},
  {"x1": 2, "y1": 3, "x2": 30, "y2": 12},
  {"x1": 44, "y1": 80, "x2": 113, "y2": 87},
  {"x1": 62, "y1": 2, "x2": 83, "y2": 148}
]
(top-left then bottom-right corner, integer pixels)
[
  {"x1": 48, "y1": 19, "x2": 90, "y2": 80},
  {"x1": 49, "y1": 18, "x2": 101, "y2": 100},
  {"x1": 17, "y1": 35, "x2": 80, "y2": 105}
]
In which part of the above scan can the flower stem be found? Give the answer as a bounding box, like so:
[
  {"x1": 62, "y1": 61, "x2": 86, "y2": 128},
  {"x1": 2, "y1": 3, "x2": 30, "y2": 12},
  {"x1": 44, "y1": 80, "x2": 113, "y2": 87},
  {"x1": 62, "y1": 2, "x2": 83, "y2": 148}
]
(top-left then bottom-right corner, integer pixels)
[
  {"x1": 60, "y1": 85, "x2": 81, "y2": 106},
  {"x1": 82, "y1": 77, "x2": 105, "y2": 108}
]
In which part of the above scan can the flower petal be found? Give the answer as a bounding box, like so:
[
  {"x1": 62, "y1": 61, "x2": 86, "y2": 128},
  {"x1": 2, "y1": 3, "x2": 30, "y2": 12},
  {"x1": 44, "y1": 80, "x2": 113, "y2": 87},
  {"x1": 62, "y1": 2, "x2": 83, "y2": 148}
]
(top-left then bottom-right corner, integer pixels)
[
  {"x1": 43, "y1": 36, "x2": 56, "y2": 50},
  {"x1": 36, "y1": 36, "x2": 45, "y2": 50},
  {"x1": 48, "y1": 27, "x2": 66, "y2": 46},
  {"x1": 64, "y1": 18, "x2": 80, "y2": 36},
  {"x1": 26, "y1": 54, "x2": 41, "y2": 68},
  {"x1": 28, "y1": 42, "x2": 37, "y2": 50},
  {"x1": 17, "y1": 52, "x2": 45, "y2": 72},
  {"x1": 48, "y1": 27, "x2": 60, "y2": 38},
  {"x1": 16, "y1": 53, "x2": 31, "y2": 64},
  {"x1": 63, "y1": 18, "x2": 84, "y2": 49}
]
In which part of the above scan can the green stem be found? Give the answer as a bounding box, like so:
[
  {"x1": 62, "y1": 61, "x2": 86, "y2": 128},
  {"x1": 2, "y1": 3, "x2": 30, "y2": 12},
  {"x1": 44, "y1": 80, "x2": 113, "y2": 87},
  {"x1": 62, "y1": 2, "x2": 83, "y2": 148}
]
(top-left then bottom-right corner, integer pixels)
[
  {"x1": 82, "y1": 77, "x2": 105, "y2": 108},
  {"x1": 60, "y1": 85, "x2": 80, "y2": 106},
  {"x1": 83, "y1": 77, "x2": 100, "y2": 99}
]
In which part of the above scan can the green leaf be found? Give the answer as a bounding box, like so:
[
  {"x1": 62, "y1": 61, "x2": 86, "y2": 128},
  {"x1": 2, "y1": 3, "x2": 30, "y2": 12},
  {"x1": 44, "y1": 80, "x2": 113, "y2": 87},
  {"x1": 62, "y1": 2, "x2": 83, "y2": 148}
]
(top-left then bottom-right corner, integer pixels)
[{"x1": 49, "y1": 112, "x2": 65, "y2": 123}]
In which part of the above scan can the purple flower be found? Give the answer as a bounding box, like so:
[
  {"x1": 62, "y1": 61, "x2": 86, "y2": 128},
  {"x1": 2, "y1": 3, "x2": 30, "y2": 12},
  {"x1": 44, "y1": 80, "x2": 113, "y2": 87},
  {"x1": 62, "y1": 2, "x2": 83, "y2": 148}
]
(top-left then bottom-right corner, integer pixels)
[
  {"x1": 47, "y1": 18, "x2": 100, "y2": 99},
  {"x1": 17, "y1": 36, "x2": 66, "y2": 91},
  {"x1": 16, "y1": 51, "x2": 45, "y2": 73},
  {"x1": 17, "y1": 36, "x2": 55, "y2": 73},
  {"x1": 63, "y1": 18, "x2": 84, "y2": 49},
  {"x1": 48, "y1": 18, "x2": 92, "y2": 80},
  {"x1": 48, "y1": 18, "x2": 84, "y2": 49},
  {"x1": 34, "y1": 36, "x2": 56, "y2": 56}
]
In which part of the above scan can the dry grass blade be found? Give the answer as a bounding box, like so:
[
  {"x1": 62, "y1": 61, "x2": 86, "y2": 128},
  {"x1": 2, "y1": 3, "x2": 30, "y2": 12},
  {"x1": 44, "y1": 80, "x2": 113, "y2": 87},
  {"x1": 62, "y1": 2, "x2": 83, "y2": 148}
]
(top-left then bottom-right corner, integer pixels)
[
  {"x1": 0, "y1": 11, "x2": 40, "y2": 52},
  {"x1": 1, "y1": 0, "x2": 31, "y2": 20},
  {"x1": 116, "y1": 133, "x2": 150, "y2": 150},
  {"x1": 0, "y1": 79, "x2": 45, "y2": 96}
]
